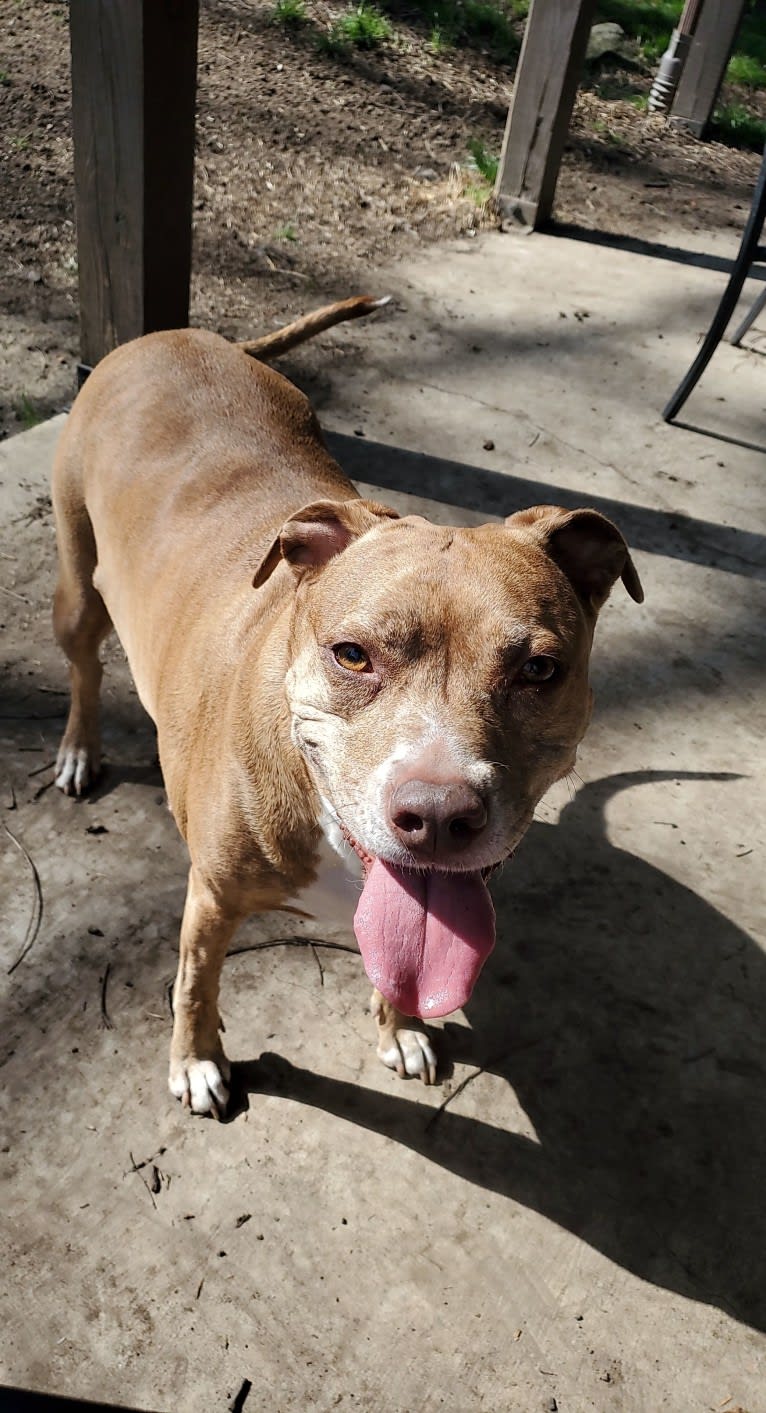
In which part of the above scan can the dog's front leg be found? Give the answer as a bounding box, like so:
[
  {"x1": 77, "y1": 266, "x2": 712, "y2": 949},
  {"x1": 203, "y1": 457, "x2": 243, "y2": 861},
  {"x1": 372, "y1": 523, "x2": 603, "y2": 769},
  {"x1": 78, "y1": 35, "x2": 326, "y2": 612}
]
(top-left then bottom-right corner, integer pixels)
[
  {"x1": 371, "y1": 989, "x2": 437, "y2": 1085},
  {"x1": 169, "y1": 867, "x2": 240, "y2": 1118}
]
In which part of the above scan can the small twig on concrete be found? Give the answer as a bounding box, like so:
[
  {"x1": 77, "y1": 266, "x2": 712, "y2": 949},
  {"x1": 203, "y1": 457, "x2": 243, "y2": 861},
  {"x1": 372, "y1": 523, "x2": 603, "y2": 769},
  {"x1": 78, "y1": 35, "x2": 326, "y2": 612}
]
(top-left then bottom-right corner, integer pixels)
[
  {"x1": 195, "y1": 1277, "x2": 205, "y2": 1300},
  {"x1": 27, "y1": 758, "x2": 56, "y2": 777},
  {"x1": 228, "y1": 937, "x2": 357, "y2": 959},
  {"x1": 6, "y1": 784, "x2": 17, "y2": 811},
  {"x1": 229, "y1": 1378, "x2": 252, "y2": 1413},
  {"x1": 310, "y1": 943, "x2": 325, "y2": 986},
  {"x1": 425, "y1": 1063, "x2": 491, "y2": 1132},
  {"x1": 32, "y1": 777, "x2": 55, "y2": 802},
  {"x1": 0, "y1": 712, "x2": 65, "y2": 721},
  {"x1": 127, "y1": 1150, "x2": 157, "y2": 1210},
  {"x1": 0, "y1": 584, "x2": 28, "y2": 603},
  {"x1": 425, "y1": 1038, "x2": 544, "y2": 1133},
  {"x1": 100, "y1": 962, "x2": 114, "y2": 1030},
  {"x1": 4, "y1": 823, "x2": 43, "y2": 975}
]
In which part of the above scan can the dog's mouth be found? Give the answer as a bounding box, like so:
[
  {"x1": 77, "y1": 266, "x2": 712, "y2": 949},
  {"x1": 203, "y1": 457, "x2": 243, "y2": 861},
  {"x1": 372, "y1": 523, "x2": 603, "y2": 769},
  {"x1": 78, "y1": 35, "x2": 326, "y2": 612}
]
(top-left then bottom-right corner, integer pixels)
[{"x1": 339, "y1": 822, "x2": 506, "y2": 1021}]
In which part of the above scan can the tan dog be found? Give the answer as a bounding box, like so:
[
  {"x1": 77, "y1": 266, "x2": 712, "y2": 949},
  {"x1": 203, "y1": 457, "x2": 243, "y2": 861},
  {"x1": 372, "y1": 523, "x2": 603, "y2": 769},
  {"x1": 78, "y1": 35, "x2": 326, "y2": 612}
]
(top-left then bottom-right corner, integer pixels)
[{"x1": 52, "y1": 296, "x2": 643, "y2": 1117}]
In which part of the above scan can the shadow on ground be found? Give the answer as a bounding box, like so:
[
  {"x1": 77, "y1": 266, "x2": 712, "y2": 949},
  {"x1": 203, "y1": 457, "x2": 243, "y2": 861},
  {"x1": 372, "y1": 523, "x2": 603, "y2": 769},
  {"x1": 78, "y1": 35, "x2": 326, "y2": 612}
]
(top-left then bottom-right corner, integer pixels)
[
  {"x1": 231, "y1": 767, "x2": 765, "y2": 1332},
  {"x1": 326, "y1": 433, "x2": 766, "y2": 577}
]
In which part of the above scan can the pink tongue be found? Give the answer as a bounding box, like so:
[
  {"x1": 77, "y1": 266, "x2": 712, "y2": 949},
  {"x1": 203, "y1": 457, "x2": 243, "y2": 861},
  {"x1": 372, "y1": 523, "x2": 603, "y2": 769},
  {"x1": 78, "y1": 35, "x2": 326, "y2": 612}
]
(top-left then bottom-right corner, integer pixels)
[{"x1": 353, "y1": 859, "x2": 496, "y2": 1019}]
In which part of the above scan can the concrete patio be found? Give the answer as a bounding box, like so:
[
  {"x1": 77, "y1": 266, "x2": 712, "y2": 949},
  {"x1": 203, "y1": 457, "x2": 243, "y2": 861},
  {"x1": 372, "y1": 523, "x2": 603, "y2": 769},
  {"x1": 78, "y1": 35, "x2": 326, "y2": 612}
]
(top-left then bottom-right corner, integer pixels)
[{"x1": 1, "y1": 224, "x2": 764, "y2": 1413}]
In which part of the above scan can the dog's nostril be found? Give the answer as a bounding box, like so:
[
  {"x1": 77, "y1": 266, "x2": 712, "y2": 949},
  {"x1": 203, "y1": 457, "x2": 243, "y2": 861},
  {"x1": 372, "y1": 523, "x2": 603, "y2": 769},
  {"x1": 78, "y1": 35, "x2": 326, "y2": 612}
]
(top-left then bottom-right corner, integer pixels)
[
  {"x1": 449, "y1": 817, "x2": 474, "y2": 840},
  {"x1": 396, "y1": 811, "x2": 425, "y2": 835}
]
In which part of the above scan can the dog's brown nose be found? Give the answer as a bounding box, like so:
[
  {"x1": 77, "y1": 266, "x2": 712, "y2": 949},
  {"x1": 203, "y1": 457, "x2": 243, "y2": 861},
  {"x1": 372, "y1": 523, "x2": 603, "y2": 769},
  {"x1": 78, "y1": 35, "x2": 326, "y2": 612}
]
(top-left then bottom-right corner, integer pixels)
[{"x1": 388, "y1": 779, "x2": 488, "y2": 862}]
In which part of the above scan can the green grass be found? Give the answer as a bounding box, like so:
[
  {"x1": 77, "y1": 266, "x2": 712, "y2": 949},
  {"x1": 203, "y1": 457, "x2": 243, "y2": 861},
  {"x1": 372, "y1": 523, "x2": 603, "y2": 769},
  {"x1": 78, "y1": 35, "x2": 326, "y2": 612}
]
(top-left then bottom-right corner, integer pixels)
[
  {"x1": 726, "y1": 52, "x2": 766, "y2": 89},
  {"x1": 423, "y1": 0, "x2": 521, "y2": 63},
  {"x1": 593, "y1": 118, "x2": 625, "y2": 146},
  {"x1": 463, "y1": 137, "x2": 499, "y2": 205},
  {"x1": 14, "y1": 394, "x2": 43, "y2": 430},
  {"x1": 0, "y1": 71, "x2": 11, "y2": 87},
  {"x1": 428, "y1": 23, "x2": 449, "y2": 53},
  {"x1": 711, "y1": 102, "x2": 766, "y2": 151},
  {"x1": 272, "y1": 0, "x2": 307, "y2": 24},
  {"x1": 274, "y1": 222, "x2": 299, "y2": 241},
  {"x1": 322, "y1": 3, "x2": 392, "y2": 50},
  {"x1": 468, "y1": 136, "x2": 499, "y2": 184}
]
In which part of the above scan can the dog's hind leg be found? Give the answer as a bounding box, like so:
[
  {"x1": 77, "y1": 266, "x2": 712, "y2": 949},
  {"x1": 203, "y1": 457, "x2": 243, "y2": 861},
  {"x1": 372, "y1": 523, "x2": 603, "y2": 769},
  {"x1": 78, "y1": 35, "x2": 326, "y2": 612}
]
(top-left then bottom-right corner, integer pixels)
[{"x1": 52, "y1": 444, "x2": 112, "y2": 796}]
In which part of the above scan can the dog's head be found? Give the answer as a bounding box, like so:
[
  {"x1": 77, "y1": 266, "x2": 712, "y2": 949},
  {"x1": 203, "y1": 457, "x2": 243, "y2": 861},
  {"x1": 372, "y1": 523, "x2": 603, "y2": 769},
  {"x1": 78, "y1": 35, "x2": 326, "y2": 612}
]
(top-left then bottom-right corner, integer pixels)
[{"x1": 254, "y1": 498, "x2": 643, "y2": 1019}]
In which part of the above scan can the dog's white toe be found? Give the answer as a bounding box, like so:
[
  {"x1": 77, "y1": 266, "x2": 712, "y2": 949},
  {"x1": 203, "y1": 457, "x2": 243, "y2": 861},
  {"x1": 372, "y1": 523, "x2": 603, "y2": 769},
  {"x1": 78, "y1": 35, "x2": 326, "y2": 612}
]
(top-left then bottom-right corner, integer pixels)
[
  {"x1": 55, "y1": 746, "x2": 99, "y2": 797},
  {"x1": 169, "y1": 1056, "x2": 231, "y2": 1118},
  {"x1": 378, "y1": 1028, "x2": 437, "y2": 1085}
]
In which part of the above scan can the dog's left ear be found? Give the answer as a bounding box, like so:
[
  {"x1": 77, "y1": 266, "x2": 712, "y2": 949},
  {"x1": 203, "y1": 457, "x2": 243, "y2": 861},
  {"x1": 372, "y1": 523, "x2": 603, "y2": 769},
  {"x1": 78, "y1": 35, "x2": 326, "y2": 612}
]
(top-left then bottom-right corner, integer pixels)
[
  {"x1": 505, "y1": 505, "x2": 644, "y2": 609},
  {"x1": 253, "y1": 498, "x2": 399, "y2": 588}
]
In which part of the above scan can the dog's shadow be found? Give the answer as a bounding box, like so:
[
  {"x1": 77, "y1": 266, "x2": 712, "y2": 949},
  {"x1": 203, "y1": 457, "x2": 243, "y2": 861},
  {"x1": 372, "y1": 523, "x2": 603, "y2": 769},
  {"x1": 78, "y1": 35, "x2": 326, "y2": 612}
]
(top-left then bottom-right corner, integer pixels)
[{"x1": 231, "y1": 769, "x2": 766, "y2": 1331}]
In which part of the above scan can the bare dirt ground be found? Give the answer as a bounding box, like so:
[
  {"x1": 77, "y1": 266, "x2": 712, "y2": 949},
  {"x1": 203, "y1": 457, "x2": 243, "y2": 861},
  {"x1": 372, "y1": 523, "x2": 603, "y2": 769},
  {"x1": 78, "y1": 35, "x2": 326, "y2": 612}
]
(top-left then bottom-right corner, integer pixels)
[{"x1": 1, "y1": 0, "x2": 764, "y2": 441}]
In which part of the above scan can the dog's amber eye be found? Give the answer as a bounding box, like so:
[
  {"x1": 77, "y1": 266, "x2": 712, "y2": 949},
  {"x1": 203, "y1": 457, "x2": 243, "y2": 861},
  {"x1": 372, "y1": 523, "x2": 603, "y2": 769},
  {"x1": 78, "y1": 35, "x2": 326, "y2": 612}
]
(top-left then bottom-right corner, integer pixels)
[
  {"x1": 520, "y1": 655, "x2": 558, "y2": 684},
  {"x1": 332, "y1": 642, "x2": 371, "y2": 673}
]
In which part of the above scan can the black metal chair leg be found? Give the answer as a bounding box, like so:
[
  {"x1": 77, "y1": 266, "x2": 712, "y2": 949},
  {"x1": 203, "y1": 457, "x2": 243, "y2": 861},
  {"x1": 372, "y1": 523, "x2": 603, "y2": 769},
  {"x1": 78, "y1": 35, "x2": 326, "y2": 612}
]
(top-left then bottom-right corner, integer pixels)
[
  {"x1": 729, "y1": 283, "x2": 766, "y2": 347},
  {"x1": 663, "y1": 144, "x2": 766, "y2": 422}
]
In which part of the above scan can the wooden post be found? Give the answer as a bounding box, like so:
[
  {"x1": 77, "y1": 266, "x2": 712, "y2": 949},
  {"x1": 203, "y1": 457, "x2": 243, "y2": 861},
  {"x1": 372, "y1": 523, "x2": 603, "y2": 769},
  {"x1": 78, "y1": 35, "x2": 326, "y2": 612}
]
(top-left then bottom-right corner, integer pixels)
[
  {"x1": 495, "y1": 0, "x2": 597, "y2": 230},
  {"x1": 70, "y1": 0, "x2": 199, "y2": 374},
  {"x1": 669, "y1": 0, "x2": 746, "y2": 138}
]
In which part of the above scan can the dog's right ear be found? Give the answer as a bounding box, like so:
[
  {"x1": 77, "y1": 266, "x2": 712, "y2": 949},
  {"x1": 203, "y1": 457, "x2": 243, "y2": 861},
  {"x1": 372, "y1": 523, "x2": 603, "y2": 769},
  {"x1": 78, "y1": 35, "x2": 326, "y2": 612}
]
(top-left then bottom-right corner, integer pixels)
[{"x1": 253, "y1": 498, "x2": 399, "y2": 588}]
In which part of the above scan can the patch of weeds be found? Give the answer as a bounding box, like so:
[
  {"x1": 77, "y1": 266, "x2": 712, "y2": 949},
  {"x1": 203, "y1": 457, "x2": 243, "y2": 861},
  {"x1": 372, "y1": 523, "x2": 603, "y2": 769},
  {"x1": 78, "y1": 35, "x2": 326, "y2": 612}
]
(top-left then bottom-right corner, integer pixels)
[
  {"x1": 15, "y1": 394, "x2": 43, "y2": 431},
  {"x1": 726, "y1": 52, "x2": 766, "y2": 89},
  {"x1": 735, "y1": 1, "x2": 766, "y2": 84},
  {"x1": 710, "y1": 103, "x2": 766, "y2": 152},
  {"x1": 462, "y1": 138, "x2": 499, "y2": 208},
  {"x1": 463, "y1": 181, "x2": 492, "y2": 207},
  {"x1": 429, "y1": 24, "x2": 450, "y2": 54},
  {"x1": 316, "y1": 23, "x2": 349, "y2": 54},
  {"x1": 334, "y1": 3, "x2": 392, "y2": 50},
  {"x1": 0, "y1": 71, "x2": 11, "y2": 87},
  {"x1": 272, "y1": 0, "x2": 307, "y2": 24},
  {"x1": 468, "y1": 137, "x2": 498, "y2": 185},
  {"x1": 593, "y1": 118, "x2": 624, "y2": 147},
  {"x1": 424, "y1": 0, "x2": 520, "y2": 63},
  {"x1": 274, "y1": 223, "x2": 299, "y2": 241},
  {"x1": 629, "y1": 92, "x2": 649, "y2": 111},
  {"x1": 464, "y1": 0, "x2": 518, "y2": 59}
]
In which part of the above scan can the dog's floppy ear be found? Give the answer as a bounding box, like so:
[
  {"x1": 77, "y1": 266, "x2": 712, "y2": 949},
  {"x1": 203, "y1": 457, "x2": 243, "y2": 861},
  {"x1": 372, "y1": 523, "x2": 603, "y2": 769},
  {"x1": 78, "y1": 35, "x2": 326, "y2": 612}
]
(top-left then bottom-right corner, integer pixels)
[
  {"x1": 505, "y1": 505, "x2": 644, "y2": 609},
  {"x1": 253, "y1": 498, "x2": 399, "y2": 588}
]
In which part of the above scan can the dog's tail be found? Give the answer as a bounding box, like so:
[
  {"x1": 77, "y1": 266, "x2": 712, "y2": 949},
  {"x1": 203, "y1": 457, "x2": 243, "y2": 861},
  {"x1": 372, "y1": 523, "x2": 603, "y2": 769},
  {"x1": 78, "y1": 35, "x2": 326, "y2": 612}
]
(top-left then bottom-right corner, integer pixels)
[{"x1": 236, "y1": 294, "x2": 390, "y2": 361}]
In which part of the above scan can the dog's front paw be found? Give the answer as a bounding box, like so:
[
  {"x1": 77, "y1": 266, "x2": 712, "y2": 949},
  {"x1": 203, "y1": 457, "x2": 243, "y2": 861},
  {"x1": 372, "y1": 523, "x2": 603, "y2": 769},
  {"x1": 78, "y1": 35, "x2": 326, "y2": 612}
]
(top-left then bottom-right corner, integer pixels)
[
  {"x1": 378, "y1": 1027, "x2": 438, "y2": 1085},
  {"x1": 169, "y1": 1053, "x2": 231, "y2": 1118},
  {"x1": 55, "y1": 742, "x2": 100, "y2": 797}
]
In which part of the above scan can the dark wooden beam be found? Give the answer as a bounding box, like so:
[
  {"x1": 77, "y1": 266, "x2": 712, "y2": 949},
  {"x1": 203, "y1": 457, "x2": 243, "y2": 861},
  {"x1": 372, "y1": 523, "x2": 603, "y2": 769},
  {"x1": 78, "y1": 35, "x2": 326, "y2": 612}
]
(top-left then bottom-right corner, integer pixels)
[
  {"x1": 70, "y1": 0, "x2": 199, "y2": 373},
  {"x1": 669, "y1": 0, "x2": 746, "y2": 138},
  {"x1": 495, "y1": 0, "x2": 597, "y2": 230}
]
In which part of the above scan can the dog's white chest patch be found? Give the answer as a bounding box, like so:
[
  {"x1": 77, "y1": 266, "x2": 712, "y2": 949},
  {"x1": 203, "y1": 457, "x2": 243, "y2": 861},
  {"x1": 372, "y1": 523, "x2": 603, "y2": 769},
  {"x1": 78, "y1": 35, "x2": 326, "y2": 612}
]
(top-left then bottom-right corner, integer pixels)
[{"x1": 281, "y1": 803, "x2": 363, "y2": 932}]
